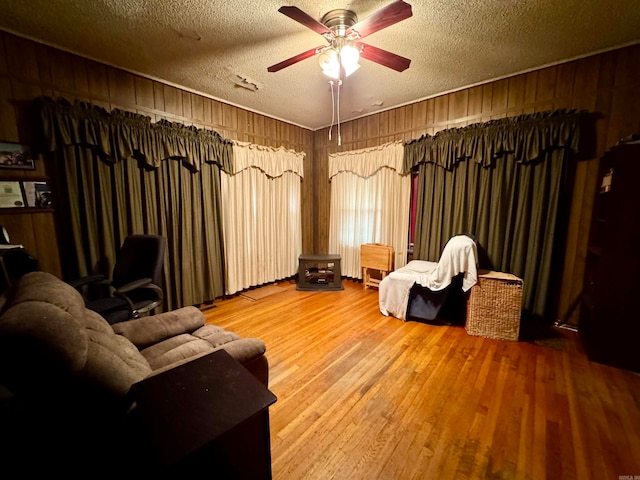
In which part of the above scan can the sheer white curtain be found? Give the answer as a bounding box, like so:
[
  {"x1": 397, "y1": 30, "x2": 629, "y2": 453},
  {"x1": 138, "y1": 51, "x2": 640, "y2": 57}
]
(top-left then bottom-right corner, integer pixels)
[
  {"x1": 222, "y1": 142, "x2": 304, "y2": 295},
  {"x1": 328, "y1": 142, "x2": 411, "y2": 279}
]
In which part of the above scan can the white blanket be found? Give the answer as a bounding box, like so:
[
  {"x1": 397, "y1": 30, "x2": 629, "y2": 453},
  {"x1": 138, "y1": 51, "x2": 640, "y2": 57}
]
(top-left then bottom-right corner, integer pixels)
[
  {"x1": 379, "y1": 260, "x2": 437, "y2": 320},
  {"x1": 379, "y1": 235, "x2": 478, "y2": 320}
]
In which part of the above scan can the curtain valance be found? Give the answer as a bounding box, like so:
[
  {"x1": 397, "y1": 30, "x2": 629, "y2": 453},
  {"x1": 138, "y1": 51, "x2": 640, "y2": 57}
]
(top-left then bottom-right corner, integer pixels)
[
  {"x1": 403, "y1": 109, "x2": 583, "y2": 173},
  {"x1": 38, "y1": 97, "x2": 233, "y2": 172},
  {"x1": 232, "y1": 142, "x2": 305, "y2": 178},
  {"x1": 328, "y1": 142, "x2": 404, "y2": 180}
]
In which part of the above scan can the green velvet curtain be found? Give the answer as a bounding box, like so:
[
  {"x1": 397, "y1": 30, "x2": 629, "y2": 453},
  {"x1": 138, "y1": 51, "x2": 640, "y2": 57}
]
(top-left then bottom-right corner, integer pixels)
[
  {"x1": 404, "y1": 110, "x2": 583, "y2": 320},
  {"x1": 38, "y1": 97, "x2": 234, "y2": 310}
]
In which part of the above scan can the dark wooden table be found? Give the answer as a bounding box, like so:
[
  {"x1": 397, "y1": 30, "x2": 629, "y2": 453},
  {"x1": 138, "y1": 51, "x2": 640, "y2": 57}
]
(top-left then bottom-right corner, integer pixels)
[
  {"x1": 296, "y1": 253, "x2": 343, "y2": 291},
  {"x1": 129, "y1": 349, "x2": 277, "y2": 478}
]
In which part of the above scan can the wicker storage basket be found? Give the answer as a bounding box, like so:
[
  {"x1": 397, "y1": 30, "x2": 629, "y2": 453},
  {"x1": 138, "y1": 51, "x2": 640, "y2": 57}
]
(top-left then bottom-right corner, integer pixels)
[{"x1": 465, "y1": 270, "x2": 523, "y2": 341}]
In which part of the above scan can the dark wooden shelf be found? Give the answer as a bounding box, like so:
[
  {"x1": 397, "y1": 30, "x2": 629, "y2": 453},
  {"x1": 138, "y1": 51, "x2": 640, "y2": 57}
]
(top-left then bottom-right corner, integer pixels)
[
  {"x1": 579, "y1": 143, "x2": 640, "y2": 374},
  {"x1": 0, "y1": 207, "x2": 54, "y2": 214}
]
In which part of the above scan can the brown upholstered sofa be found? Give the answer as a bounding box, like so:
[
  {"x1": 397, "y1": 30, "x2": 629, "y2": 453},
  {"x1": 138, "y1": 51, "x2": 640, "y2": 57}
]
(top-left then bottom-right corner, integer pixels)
[{"x1": 0, "y1": 271, "x2": 268, "y2": 474}]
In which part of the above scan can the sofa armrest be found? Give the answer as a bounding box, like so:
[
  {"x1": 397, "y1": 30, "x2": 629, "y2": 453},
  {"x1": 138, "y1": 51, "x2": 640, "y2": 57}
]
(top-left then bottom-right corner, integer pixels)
[{"x1": 111, "y1": 306, "x2": 205, "y2": 348}]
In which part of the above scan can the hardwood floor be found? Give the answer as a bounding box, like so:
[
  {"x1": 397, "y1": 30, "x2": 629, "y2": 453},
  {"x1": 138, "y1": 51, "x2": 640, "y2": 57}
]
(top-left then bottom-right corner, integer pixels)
[{"x1": 204, "y1": 280, "x2": 640, "y2": 480}]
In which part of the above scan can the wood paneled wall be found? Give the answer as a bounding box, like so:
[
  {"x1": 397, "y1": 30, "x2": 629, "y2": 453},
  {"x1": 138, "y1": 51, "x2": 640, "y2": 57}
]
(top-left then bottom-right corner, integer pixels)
[
  {"x1": 2, "y1": 28, "x2": 639, "y2": 324},
  {"x1": 314, "y1": 43, "x2": 640, "y2": 324},
  {"x1": 0, "y1": 30, "x2": 315, "y2": 277}
]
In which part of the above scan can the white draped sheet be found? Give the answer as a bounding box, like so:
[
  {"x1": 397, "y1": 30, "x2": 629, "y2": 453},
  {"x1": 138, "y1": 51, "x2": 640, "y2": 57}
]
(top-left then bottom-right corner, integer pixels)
[{"x1": 379, "y1": 235, "x2": 479, "y2": 320}]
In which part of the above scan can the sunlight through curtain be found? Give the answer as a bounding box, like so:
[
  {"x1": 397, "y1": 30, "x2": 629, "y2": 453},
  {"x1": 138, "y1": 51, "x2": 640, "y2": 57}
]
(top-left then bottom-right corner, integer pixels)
[
  {"x1": 328, "y1": 142, "x2": 410, "y2": 279},
  {"x1": 222, "y1": 143, "x2": 304, "y2": 295}
]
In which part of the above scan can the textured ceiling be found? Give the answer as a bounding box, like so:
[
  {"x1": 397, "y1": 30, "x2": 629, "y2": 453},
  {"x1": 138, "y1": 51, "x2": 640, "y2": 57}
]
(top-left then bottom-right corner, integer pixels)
[{"x1": 1, "y1": 0, "x2": 639, "y2": 130}]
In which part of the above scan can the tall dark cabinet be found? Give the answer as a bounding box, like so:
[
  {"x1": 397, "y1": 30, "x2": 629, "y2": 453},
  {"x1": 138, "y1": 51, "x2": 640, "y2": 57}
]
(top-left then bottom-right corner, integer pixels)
[{"x1": 579, "y1": 142, "x2": 640, "y2": 373}]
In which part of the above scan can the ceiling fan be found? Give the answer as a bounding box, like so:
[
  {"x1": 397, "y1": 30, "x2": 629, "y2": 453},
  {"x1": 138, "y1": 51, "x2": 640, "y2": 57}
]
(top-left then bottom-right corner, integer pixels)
[{"x1": 267, "y1": 1, "x2": 413, "y2": 78}]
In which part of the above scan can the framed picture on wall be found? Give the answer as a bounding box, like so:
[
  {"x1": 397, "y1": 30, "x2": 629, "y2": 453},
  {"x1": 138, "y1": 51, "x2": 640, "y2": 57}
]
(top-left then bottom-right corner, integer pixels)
[
  {"x1": 0, "y1": 181, "x2": 25, "y2": 208},
  {"x1": 23, "y1": 181, "x2": 53, "y2": 208},
  {"x1": 0, "y1": 142, "x2": 35, "y2": 170}
]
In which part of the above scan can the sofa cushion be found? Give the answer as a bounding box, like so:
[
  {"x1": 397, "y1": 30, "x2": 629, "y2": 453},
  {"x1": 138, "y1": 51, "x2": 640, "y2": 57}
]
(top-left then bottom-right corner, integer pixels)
[
  {"x1": 9, "y1": 270, "x2": 90, "y2": 321},
  {"x1": 140, "y1": 334, "x2": 215, "y2": 370},
  {"x1": 0, "y1": 300, "x2": 87, "y2": 374},
  {"x1": 193, "y1": 325, "x2": 267, "y2": 364},
  {"x1": 210, "y1": 337, "x2": 267, "y2": 364},
  {"x1": 192, "y1": 324, "x2": 241, "y2": 346},
  {"x1": 0, "y1": 272, "x2": 152, "y2": 401},
  {"x1": 112, "y1": 306, "x2": 205, "y2": 348},
  {"x1": 83, "y1": 318, "x2": 153, "y2": 395},
  {"x1": 139, "y1": 325, "x2": 266, "y2": 372}
]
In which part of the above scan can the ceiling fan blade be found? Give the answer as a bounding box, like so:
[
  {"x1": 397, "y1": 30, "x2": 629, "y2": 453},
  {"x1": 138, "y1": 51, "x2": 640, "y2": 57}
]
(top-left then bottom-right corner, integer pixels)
[
  {"x1": 347, "y1": 0, "x2": 413, "y2": 39},
  {"x1": 267, "y1": 46, "x2": 323, "y2": 73},
  {"x1": 356, "y1": 42, "x2": 411, "y2": 72},
  {"x1": 278, "y1": 6, "x2": 334, "y2": 37}
]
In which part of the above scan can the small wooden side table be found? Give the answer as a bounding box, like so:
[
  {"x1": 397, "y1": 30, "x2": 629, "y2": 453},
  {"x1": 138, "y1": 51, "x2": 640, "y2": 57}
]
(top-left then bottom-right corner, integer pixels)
[
  {"x1": 296, "y1": 253, "x2": 343, "y2": 291},
  {"x1": 360, "y1": 243, "x2": 394, "y2": 289},
  {"x1": 130, "y1": 349, "x2": 277, "y2": 478}
]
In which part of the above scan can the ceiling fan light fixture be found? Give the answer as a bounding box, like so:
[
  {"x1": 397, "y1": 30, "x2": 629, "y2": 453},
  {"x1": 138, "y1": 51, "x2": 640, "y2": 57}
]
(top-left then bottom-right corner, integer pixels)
[
  {"x1": 268, "y1": 2, "x2": 413, "y2": 144},
  {"x1": 319, "y1": 40, "x2": 360, "y2": 79},
  {"x1": 319, "y1": 48, "x2": 340, "y2": 79},
  {"x1": 341, "y1": 59, "x2": 360, "y2": 77},
  {"x1": 340, "y1": 43, "x2": 360, "y2": 72}
]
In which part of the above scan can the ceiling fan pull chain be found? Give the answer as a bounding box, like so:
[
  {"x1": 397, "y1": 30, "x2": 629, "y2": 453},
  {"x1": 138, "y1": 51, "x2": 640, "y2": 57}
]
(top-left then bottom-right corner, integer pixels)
[
  {"x1": 337, "y1": 79, "x2": 342, "y2": 146},
  {"x1": 328, "y1": 80, "x2": 335, "y2": 142}
]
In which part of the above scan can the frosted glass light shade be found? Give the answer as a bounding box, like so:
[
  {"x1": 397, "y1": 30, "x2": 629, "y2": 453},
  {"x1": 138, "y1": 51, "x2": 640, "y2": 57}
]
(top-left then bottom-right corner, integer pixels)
[
  {"x1": 340, "y1": 44, "x2": 360, "y2": 68},
  {"x1": 319, "y1": 44, "x2": 360, "y2": 79},
  {"x1": 319, "y1": 48, "x2": 340, "y2": 79}
]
